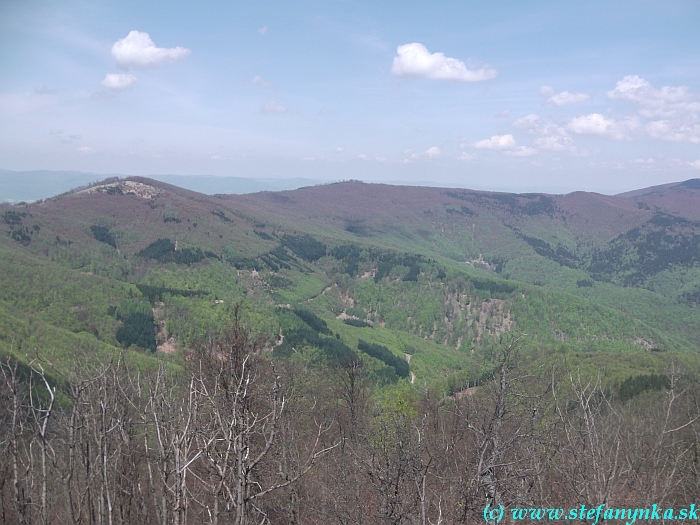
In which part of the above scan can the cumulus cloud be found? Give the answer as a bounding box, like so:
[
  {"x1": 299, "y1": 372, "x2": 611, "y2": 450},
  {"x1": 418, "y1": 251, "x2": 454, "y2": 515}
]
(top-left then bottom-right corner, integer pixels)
[
  {"x1": 689, "y1": 160, "x2": 700, "y2": 169},
  {"x1": 540, "y1": 86, "x2": 590, "y2": 106},
  {"x1": 77, "y1": 146, "x2": 93, "y2": 153},
  {"x1": 471, "y1": 134, "x2": 537, "y2": 156},
  {"x1": 101, "y1": 73, "x2": 137, "y2": 90},
  {"x1": 604, "y1": 75, "x2": 700, "y2": 143},
  {"x1": 644, "y1": 120, "x2": 700, "y2": 143},
  {"x1": 111, "y1": 31, "x2": 190, "y2": 70},
  {"x1": 402, "y1": 149, "x2": 419, "y2": 162},
  {"x1": 251, "y1": 75, "x2": 272, "y2": 87},
  {"x1": 512, "y1": 114, "x2": 576, "y2": 152},
  {"x1": 607, "y1": 75, "x2": 700, "y2": 116},
  {"x1": 458, "y1": 152, "x2": 477, "y2": 161},
  {"x1": 567, "y1": 113, "x2": 638, "y2": 140},
  {"x1": 426, "y1": 146, "x2": 441, "y2": 158},
  {"x1": 534, "y1": 135, "x2": 575, "y2": 152},
  {"x1": 512, "y1": 114, "x2": 548, "y2": 135},
  {"x1": 472, "y1": 134, "x2": 516, "y2": 150},
  {"x1": 504, "y1": 146, "x2": 537, "y2": 157},
  {"x1": 391, "y1": 43, "x2": 497, "y2": 82}
]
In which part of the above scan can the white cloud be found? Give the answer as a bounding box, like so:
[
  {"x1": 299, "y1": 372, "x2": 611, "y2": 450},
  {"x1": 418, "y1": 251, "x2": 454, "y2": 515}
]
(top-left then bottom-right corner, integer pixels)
[
  {"x1": 645, "y1": 120, "x2": 700, "y2": 143},
  {"x1": 513, "y1": 114, "x2": 547, "y2": 135},
  {"x1": 77, "y1": 146, "x2": 93, "y2": 153},
  {"x1": 534, "y1": 135, "x2": 575, "y2": 152},
  {"x1": 689, "y1": 160, "x2": 700, "y2": 169},
  {"x1": 604, "y1": 75, "x2": 700, "y2": 143},
  {"x1": 504, "y1": 146, "x2": 537, "y2": 157},
  {"x1": 251, "y1": 75, "x2": 272, "y2": 87},
  {"x1": 458, "y1": 152, "x2": 477, "y2": 161},
  {"x1": 402, "y1": 149, "x2": 419, "y2": 162},
  {"x1": 111, "y1": 31, "x2": 190, "y2": 70},
  {"x1": 512, "y1": 114, "x2": 576, "y2": 152},
  {"x1": 391, "y1": 43, "x2": 497, "y2": 82},
  {"x1": 606, "y1": 75, "x2": 700, "y2": 116},
  {"x1": 101, "y1": 73, "x2": 138, "y2": 90},
  {"x1": 426, "y1": 146, "x2": 441, "y2": 158},
  {"x1": 258, "y1": 26, "x2": 268, "y2": 36},
  {"x1": 334, "y1": 147, "x2": 344, "y2": 153},
  {"x1": 567, "y1": 113, "x2": 638, "y2": 140},
  {"x1": 540, "y1": 86, "x2": 590, "y2": 106},
  {"x1": 262, "y1": 99, "x2": 288, "y2": 113},
  {"x1": 472, "y1": 134, "x2": 516, "y2": 150}
]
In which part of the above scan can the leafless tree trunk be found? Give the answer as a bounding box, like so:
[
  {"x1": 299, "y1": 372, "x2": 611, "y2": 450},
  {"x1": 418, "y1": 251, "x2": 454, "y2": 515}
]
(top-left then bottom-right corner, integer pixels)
[
  {"x1": 27, "y1": 361, "x2": 56, "y2": 525},
  {"x1": 1, "y1": 358, "x2": 29, "y2": 525},
  {"x1": 456, "y1": 335, "x2": 550, "y2": 522}
]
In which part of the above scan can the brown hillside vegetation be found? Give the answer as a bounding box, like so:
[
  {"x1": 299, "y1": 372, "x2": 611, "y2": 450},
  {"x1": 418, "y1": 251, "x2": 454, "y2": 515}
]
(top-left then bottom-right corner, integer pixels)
[{"x1": 1, "y1": 332, "x2": 699, "y2": 524}]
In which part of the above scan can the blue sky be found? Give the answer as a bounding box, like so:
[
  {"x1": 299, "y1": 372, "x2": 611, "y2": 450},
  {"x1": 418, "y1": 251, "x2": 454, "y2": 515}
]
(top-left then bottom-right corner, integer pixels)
[{"x1": 1, "y1": 0, "x2": 699, "y2": 193}]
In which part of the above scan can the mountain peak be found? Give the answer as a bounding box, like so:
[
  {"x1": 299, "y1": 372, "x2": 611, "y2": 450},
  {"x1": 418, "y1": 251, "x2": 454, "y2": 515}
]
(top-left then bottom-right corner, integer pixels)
[{"x1": 79, "y1": 179, "x2": 162, "y2": 199}]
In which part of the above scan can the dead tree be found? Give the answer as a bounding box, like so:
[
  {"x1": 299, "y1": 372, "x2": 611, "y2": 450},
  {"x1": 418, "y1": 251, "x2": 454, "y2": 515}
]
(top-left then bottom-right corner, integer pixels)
[
  {"x1": 192, "y1": 309, "x2": 339, "y2": 525},
  {"x1": 457, "y1": 335, "x2": 548, "y2": 522}
]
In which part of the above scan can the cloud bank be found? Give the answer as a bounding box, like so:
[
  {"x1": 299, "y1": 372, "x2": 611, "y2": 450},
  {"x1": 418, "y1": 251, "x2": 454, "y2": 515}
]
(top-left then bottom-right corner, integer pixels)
[{"x1": 391, "y1": 43, "x2": 496, "y2": 82}]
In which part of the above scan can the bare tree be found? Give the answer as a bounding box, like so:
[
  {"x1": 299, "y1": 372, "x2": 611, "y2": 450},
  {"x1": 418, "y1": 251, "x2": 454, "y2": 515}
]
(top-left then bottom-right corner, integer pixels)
[
  {"x1": 0, "y1": 358, "x2": 30, "y2": 525},
  {"x1": 456, "y1": 335, "x2": 550, "y2": 522},
  {"x1": 191, "y1": 310, "x2": 339, "y2": 525}
]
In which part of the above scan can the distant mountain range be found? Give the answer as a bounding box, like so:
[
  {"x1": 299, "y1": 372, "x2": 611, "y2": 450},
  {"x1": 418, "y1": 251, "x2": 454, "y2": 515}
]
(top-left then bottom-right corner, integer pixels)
[
  {"x1": 0, "y1": 169, "x2": 330, "y2": 203},
  {"x1": 1, "y1": 168, "x2": 635, "y2": 203},
  {"x1": 1, "y1": 174, "x2": 699, "y2": 390}
]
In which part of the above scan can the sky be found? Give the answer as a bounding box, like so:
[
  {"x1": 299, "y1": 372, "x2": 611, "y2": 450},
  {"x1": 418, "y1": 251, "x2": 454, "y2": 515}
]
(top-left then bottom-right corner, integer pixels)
[{"x1": 1, "y1": 0, "x2": 699, "y2": 194}]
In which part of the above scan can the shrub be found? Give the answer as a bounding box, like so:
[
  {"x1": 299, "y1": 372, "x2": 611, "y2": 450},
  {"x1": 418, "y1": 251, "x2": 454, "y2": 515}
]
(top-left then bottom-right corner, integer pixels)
[{"x1": 344, "y1": 319, "x2": 372, "y2": 328}]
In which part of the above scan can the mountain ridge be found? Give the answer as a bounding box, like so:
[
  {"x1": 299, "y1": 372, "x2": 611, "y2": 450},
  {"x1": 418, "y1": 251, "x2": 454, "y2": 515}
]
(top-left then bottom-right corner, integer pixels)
[{"x1": 1, "y1": 174, "x2": 698, "y2": 390}]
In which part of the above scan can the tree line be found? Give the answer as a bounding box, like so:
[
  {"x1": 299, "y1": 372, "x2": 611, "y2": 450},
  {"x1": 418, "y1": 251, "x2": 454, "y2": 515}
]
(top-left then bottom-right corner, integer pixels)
[{"x1": 1, "y1": 326, "x2": 699, "y2": 524}]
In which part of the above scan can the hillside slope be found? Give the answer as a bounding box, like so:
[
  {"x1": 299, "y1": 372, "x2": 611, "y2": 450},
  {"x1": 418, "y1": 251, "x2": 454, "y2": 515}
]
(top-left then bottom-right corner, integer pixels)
[{"x1": 1, "y1": 176, "x2": 698, "y2": 389}]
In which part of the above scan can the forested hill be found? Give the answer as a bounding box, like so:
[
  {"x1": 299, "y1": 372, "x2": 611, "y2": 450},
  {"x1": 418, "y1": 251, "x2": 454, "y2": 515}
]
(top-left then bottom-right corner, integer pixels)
[
  {"x1": 1, "y1": 175, "x2": 700, "y2": 522},
  {"x1": 1, "y1": 174, "x2": 698, "y2": 379}
]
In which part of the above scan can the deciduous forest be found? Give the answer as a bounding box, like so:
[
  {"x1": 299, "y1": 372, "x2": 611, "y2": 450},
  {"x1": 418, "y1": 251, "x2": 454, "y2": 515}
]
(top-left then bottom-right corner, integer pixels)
[{"x1": 1, "y1": 177, "x2": 700, "y2": 523}]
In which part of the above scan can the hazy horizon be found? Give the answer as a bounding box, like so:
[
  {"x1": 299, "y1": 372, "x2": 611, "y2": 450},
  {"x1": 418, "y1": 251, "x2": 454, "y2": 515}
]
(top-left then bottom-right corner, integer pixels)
[{"x1": 5, "y1": 167, "x2": 698, "y2": 204}]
